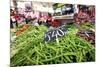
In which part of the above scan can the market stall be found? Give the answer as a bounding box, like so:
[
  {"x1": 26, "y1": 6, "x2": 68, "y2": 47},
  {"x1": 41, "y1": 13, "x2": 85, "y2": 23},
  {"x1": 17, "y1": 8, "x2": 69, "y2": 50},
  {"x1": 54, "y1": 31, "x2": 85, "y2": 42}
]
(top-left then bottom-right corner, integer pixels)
[{"x1": 10, "y1": 1, "x2": 95, "y2": 66}]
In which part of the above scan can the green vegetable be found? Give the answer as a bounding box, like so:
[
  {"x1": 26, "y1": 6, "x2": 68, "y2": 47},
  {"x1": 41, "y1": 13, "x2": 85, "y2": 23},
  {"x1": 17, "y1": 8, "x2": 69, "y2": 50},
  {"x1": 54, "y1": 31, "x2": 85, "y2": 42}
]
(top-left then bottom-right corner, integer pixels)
[{"x1": 10, "y1": 24, "x2": 95, "y2": 66}]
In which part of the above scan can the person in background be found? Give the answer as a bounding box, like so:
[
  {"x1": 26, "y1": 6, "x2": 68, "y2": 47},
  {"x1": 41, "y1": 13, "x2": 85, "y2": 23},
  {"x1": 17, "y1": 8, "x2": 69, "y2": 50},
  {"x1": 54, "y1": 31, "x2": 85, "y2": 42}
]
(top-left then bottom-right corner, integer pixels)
[
  {"x1": 24, "y1": 11, "x2": 31, "y2": 24},
  {"x1": 17, "y1": 8, "x2": 25, "y2": 24},
  {"x1": 14, "y1": 11, "x2": 19, "y2": 27},
  {"x1": 31, "y1": 11, "x2": 40, "y2": 26},
  {"x1": 46, "y1": 13, "x2": 52, "y2": 27},
  {"x1": 10, "y1": 9, "x2": 14, "y2": 28},
  {"x1": 74, "y1": 5, "x2": 90, "y2": 25},
  {"x1": 10, "y1": 9, "x2": 18, "y2": 29},
  {"x1": 51, "y1": 19, "x2": 61, "y2": 28},
  {"x1": 38, "y1": 12, "x2": 44, "y2": 25},
  {"x1": 88, "y1": 6, "x2": 95, "y2": 23},
  {"x1": 46, "y1": 13, "x2": 61, "y2": 28}
]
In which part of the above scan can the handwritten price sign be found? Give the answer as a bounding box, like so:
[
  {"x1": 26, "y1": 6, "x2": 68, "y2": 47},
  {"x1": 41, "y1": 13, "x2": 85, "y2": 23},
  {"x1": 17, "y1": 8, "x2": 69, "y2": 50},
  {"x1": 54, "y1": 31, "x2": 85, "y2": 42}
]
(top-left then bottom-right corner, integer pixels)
[{"x1": 44, "y1": 26, "x2": 68, "y2": 42}]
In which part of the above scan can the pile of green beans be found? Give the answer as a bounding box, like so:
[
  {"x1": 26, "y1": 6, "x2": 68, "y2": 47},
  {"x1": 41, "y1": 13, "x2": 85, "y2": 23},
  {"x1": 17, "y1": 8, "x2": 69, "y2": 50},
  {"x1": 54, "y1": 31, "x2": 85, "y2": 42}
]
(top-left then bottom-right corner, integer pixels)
[{"x1": 10, "y1": 24, "x2": 95, "y2": 66}]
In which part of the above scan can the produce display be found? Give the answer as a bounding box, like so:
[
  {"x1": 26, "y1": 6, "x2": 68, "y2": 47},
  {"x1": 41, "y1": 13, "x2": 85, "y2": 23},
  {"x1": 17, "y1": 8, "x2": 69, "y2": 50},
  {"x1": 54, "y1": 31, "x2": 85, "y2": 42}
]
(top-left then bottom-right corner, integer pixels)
[
  {"x1": 10, "y1": 23, "x2": 95, "y2": 66},
  {"x1": 76, "y1": 23, "x2": 95, "y2": 46}
]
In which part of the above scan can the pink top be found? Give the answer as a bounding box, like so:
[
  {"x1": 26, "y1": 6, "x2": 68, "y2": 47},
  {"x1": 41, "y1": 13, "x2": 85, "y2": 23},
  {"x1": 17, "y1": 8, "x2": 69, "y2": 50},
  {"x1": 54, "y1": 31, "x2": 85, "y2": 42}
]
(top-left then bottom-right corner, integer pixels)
[
  {"x1": 24, "y1": 11, "x2": 40, "y2": 19},
  {"x1": 32, "y1": 11, "x2": 40, "y2": 19},
  {"x1": 24, "y1": 12, "x2": 31, "y2": 18}
]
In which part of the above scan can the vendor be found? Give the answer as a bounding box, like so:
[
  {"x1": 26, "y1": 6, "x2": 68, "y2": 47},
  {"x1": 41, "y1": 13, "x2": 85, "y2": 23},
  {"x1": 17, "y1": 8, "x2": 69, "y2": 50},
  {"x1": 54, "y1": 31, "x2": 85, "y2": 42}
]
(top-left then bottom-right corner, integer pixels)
[
  {"x1": 45, "y1": 13, "x2": 52, "y2": 27},
  {"x1": 46, "y1": 13, "x2": 61, "y2": 28},
  {"x1": 74, "y1": 5, "x2": 90, "y2": 25}
]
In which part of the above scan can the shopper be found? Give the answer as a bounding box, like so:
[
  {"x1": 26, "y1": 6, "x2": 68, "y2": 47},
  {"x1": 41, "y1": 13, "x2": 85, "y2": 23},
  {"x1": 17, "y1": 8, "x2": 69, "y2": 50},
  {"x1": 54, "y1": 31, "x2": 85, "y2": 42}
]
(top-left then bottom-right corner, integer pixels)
[
  {"x1": 10, "y1": 9, "x2": 18, "y2": 28},
  {"x1": 24, "y1": 11, "x2": 31, "y2": 24}
]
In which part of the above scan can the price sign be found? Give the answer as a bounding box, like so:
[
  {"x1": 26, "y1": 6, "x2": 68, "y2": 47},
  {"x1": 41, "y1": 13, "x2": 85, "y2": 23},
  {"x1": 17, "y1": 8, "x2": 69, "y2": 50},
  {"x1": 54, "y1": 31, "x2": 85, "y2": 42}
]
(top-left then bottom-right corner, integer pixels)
[{"x1": 44, "y1": 25, "x2": 68, "y2": 42}]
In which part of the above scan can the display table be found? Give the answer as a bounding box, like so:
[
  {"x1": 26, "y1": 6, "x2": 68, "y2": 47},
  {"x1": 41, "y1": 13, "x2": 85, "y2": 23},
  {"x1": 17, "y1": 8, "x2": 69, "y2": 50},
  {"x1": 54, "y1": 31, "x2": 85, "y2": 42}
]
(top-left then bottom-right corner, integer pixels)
[
  {"x1": 52, "y1": 14, "x2": 74, "y2": 19},
  {"x1": 52, "y1": 14, "x2": 74, "y2": 24}
]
